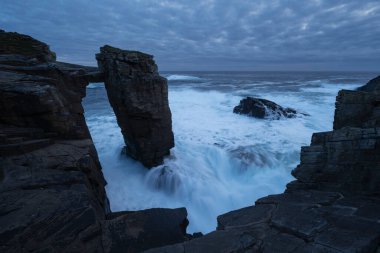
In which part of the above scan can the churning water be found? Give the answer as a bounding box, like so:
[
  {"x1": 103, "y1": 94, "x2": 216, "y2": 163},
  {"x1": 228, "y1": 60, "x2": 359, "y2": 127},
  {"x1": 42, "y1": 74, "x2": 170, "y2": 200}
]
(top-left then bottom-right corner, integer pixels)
[{"x1": 83, "y1": 71, "x2": 374, "y2": 233}]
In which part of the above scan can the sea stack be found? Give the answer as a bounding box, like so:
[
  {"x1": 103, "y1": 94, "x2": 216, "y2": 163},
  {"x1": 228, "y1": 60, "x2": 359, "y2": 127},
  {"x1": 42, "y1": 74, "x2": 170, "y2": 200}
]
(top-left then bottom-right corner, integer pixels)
[{"x1": 96, "y1": 45, "x2": 174, "y2": 168}]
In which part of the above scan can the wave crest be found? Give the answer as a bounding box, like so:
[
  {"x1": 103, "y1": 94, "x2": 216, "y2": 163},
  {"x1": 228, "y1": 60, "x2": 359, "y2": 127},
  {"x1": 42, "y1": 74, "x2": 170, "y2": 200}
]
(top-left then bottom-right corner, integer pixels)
[{"x1": 167, "y1": 74, "x2": 201, "y2": 81}]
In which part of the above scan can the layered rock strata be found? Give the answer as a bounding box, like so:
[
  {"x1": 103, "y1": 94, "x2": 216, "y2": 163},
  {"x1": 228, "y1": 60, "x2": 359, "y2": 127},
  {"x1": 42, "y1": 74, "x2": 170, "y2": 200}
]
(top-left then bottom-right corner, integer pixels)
[
  {"x1": 96, "y1": 46, "x2": 174, "y2": 168},
  {"x1": 2, "y1": 29, "x2": 379, "y2": 253},
  {"x1": 0, "y1": 30, "x2": 186, "y2": 253},
  {"x1": 147, "y1": 89, "x2": 380, "y2": 252}
]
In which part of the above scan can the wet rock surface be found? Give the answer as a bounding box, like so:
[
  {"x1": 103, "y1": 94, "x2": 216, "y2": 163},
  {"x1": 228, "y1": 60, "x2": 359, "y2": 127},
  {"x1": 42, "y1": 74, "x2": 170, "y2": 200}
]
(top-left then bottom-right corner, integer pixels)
[
  {"x1": 146, "y1": 86, "x2": 380, "y2": 252},
  {"x1": 1, "y1": 29, "x2": 379, "y2": 253},
  {"x1": 233, "y1": 97, "x2": 298, "y2": 119},
  {"x1": 103, "y1": 208, "x2": 188, "y2": 253},
  {"x1": 0, "y1": 30, "x2": 186, "y2": 252},
  {"x1": 148, "y1": 191, "x2": 380, "y2": 253},
  {"x1": 96, "y1": 45, "x2": 174, "y2": 168}
]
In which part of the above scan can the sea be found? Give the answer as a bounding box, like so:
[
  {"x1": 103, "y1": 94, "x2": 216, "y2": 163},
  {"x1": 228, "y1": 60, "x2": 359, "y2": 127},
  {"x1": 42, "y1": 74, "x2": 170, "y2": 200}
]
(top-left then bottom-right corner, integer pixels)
[{"x1": 83, "y1": 71, "x2": 375, "y2": 234}]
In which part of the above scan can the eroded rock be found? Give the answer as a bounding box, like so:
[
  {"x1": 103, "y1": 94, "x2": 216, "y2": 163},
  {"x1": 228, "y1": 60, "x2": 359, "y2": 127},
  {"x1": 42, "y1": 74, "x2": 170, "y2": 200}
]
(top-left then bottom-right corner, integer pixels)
[
  {"x1": 146, "y1": 79, "x2": 380, "y2": 253},
  {"x1": 233, "y1": 97, "x2": 298, "y2": 119},
  {"x1": 0, "y1": 30, "x2": 186, "y2": 253},
  {"x1": 96, "y1": 45, "x2": 174, "y2": 168}
]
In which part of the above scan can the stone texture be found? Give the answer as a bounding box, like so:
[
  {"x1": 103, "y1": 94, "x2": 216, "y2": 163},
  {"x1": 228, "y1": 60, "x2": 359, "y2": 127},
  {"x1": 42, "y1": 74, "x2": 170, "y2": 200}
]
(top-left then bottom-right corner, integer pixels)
[
  {"x1": 145, "y1": 81, "x2": 380, "y2": 252},
  {"x1": 0, "y1": 30, "x2": 186, "y2": 252},
  {"x1": 333, "y1": 89, "x2": 380, "y2": 130},
  {"x1": 147, "y1": 191, "x2": 380, "y2": 253},
  {"x1": 0, "y1": 138, "x2": 108, "y2": 253},
  {"x1": 0, "y1": 29, "x2": 56, "y2": 65},
  {"x1": 233, "y1": 96, "x2": 298, "y2": 119},
  {"x1": 96, "y1": 45, "x2": 174, "y2": 168},
  {"x1": 102, "y1": 208, "x2": 188, "y2": 253},
  {"x1": 2, "y1": 29, "x2": 380, "y2": 253}
]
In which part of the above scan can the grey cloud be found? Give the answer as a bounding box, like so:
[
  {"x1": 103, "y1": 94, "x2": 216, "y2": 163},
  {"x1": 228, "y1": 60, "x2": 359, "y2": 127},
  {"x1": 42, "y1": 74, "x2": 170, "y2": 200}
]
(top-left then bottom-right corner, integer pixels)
[{"x1": 1, "y1": 0, "x2": 379, "y2": 71}]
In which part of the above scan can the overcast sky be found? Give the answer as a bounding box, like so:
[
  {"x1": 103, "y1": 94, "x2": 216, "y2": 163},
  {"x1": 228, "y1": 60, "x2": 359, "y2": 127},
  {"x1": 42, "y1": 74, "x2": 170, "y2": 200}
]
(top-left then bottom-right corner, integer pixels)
[{"x1": 1, "y1": 0, "x2": 380, "y2": 71}]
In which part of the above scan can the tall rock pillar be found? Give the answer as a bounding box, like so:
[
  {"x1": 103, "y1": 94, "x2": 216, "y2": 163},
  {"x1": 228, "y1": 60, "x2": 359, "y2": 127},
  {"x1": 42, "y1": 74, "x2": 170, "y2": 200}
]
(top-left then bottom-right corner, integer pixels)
[{"x1": 96, "y1": 45, "x2": 174, "y2": 168}]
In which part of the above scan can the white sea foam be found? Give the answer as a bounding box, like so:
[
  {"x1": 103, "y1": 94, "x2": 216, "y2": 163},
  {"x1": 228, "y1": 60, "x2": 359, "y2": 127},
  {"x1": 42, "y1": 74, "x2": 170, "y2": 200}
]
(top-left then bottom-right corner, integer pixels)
[
  {"x1": 166, "y1": 74, "x2": 201, "y2": 81},
  {"x1": 83, "y1": 78, "x2": 362, "y2": 234},
  {"x1": 87, "y1": 82, "x2": 104, "y2": 89},
  {"x1": 301, "y1": 82, "x2": 359, "y2": 94}
]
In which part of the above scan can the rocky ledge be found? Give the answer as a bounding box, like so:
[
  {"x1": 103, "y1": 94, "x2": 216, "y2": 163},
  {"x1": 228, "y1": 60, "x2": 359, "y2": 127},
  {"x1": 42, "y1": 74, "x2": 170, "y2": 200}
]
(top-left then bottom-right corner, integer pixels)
[
  {"x1": 0, "y1": 30, "x2": 186, "y2": 252},
  {"x1": 148, "y1": 89, "x2": 380, "y2": 251},
  {"x1": 1, "y1": 29, "x2": 380, "y2": 253},
  {"x1": 233, "y1": 97, "x2": 299, "y2": 119}
]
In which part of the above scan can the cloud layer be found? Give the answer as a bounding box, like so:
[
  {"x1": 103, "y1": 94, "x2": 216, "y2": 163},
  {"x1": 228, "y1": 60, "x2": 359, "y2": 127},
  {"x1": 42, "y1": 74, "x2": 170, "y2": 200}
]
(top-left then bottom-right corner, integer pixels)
[{"x1": 1, "y1": 0, "x2": 380, "y2": 70}]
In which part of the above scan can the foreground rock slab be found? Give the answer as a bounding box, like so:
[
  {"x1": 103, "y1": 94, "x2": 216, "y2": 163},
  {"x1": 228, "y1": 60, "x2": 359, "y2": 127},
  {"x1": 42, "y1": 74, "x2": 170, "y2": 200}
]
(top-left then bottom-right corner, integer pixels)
[
  {"x1": 146, "y1": 87, "x2": 380, "y2": 252},
  {"x1": 233, "y1": 97, "x2": 298, "y2": 119},
  {"x1": 147, "y1": 191, "x2": 380, "y2": 253},
  {"x1": 96, "y1": 45, "x2": 174, "y2": 168}
]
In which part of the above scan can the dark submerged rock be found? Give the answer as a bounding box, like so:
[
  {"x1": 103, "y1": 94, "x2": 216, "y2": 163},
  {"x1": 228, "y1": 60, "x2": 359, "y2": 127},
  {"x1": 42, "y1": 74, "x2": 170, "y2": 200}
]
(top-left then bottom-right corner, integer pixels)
[
  {"x1": 233, "y1": 97, "x2": 298, "y2": 119},
  {"x1": 96, "y1": 45, "x2": 174, "y2": 168}
]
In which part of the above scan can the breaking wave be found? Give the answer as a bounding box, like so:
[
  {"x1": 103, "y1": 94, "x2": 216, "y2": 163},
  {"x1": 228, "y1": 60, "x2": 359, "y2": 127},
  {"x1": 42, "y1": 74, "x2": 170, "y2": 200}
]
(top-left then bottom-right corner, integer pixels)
[
  {"x1": 166, "y1": 74, "x2": 202, "y2": 81},
  {"x1": 83, "y1": 72, "x2": 365, "y2": 234}
]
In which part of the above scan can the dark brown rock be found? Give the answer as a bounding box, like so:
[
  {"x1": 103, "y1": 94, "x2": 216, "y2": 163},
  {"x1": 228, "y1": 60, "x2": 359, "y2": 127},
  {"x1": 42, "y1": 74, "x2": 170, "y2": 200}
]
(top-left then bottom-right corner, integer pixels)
[
  {"x1": 147, "y1": 191, "x2": 380, "y2": 253},
  {"x1": 96, "y1": 45, "x2": 174, "y2": 168},
  {"x1": 2, "y1": 29, "x2": 380, "y2": 253},
  {"x1": 333, "y1": 89, "x2": 380, "y2": 130},
  {"x1": 233, "y1": 97, "x2": 298, "y2": 119},
  {"x1": 146, "y1": 79, "x2": 380, "y2": 253},
  {"x1": 0, "y1": 30, "x2": 186, "y2": 252},
  {"x1": 102, "y1": 208, "x2": 188, "y2": 253}
]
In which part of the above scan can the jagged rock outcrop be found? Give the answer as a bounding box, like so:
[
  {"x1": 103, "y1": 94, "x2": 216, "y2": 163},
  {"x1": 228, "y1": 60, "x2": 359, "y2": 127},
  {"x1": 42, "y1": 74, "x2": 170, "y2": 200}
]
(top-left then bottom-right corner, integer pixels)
[
  {"x1": 357, "y1": 75, "x2": 380, "y2": 93},
  {"x1": 0, "y1": 30, "x2": 187, "y2": 252},
  {"x1": 333, "y1": 89, "x2": 380, "y2": 130},
  {"x1": 96, "y1": 45, "x2": 174, "y2": 168},
  {"x1": 2, "y1": 29, "x2": 379, "y2": 253},
  {"x1": 233, "y1": 97, "x2": 298, "y2": 119},
  {"x1": 0, "y1": 29, "x2": 56, "y2": 65},
  {"x1": 146, "y1": 87, "x2": 380, "y2": 252}
]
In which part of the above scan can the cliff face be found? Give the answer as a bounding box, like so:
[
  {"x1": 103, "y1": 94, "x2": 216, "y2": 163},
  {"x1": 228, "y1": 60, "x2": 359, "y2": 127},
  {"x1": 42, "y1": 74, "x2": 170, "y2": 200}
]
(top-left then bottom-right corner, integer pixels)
[
  {"x1": 147, "y1": 89, "x2": 380, "y2": 252},
  {"x1": 290, "y1": 89, "x2": 380, "y2": 195},
  {"x1": 0, "y1": 31, "x2": 91, "y2": 139},
  {"x1": 0, "y1": 30, "x2": 108, "y2": 252},
  {"x1": 96, "y1": 45, "x2": 174, "y2": 168},
  {"x1": 0, "y1": 30, "x2": 187, "y2": 253},
  {"x1": 2, "y1": 29, "x2": 379, "y2": 253}
]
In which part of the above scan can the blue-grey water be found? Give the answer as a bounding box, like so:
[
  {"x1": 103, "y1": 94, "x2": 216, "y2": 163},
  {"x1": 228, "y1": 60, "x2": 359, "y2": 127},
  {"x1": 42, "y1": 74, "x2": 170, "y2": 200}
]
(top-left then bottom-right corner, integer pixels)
[{"x1": 83, "y1": 71, "x2": 375, "y2": 233}]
